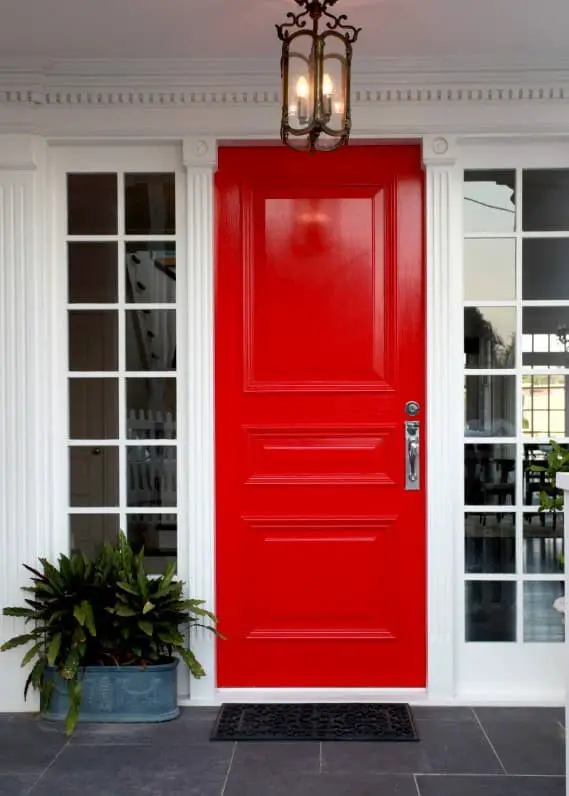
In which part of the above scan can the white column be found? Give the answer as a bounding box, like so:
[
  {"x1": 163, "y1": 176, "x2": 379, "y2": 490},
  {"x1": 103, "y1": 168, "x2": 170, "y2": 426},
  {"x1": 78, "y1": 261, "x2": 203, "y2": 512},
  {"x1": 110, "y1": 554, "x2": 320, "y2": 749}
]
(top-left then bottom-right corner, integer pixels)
[
  {"x1": 556, "y1": 472, "x2": 569, "y2": 796},
  {"x1": 182, "y1": 137, "x2": 218, "y2": 704},
  {"x1": 0, "y1": 135, "x2": 51, "y2": 710},
  {"x1": 422, "y1": 135, "x2": 463, "y2": 701}
]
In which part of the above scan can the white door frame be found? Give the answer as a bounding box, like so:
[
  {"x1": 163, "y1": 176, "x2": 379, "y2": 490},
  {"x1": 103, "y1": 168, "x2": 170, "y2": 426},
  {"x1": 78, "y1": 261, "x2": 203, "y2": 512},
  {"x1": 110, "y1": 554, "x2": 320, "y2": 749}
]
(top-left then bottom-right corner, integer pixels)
[{"x1": 183, "y1": 134, "x2": 461, "y2": 705}]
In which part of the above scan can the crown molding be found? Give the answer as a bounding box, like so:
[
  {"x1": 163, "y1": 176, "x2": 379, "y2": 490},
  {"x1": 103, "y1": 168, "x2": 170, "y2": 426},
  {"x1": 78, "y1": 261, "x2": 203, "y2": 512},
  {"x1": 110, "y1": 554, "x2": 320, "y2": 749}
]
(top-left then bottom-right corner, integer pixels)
[{"x1": 2, "y1": 56, "x2": 569, "y2": 108}]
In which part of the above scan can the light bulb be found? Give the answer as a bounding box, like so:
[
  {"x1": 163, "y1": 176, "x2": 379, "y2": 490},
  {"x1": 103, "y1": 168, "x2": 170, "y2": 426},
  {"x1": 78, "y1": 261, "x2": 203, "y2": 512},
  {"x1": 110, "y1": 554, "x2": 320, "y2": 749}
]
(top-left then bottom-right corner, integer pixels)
[
  {"x1": 322, "y1": 73, "x2": 333, "y2": 97},
  {"x1": 296, "y1": 76, "x2": 309, "y2": 99}
]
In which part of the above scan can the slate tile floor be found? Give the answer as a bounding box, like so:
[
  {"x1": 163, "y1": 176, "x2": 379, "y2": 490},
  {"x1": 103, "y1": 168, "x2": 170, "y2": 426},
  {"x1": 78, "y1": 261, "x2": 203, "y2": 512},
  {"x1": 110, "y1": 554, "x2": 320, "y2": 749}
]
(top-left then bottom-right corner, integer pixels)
[{"x1": 0, "y1": 706, "x2": 564, "y2": 795}]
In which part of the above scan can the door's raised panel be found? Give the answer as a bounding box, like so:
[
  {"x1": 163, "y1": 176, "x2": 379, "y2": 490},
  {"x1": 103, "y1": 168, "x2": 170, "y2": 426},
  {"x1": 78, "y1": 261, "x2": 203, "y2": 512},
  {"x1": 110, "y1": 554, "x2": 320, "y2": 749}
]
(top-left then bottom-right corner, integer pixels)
[
  {"x1": 242, "y1": 516, "x2": 399, "y2": 639},
  {"x1": 243, "y1": 189, "x2": 396, "y2": 393},
  {"x1": 244, "y1": 425, "x2": 397, "y2": 485}
]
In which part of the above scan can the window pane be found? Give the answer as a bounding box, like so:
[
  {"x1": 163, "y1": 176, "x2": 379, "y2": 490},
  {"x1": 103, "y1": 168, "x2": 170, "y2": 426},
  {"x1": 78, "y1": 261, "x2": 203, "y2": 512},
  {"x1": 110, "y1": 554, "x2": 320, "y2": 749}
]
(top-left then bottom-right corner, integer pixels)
[
  {"x1": 125, "y1": 173, "x2": 175, "y2": 235},
  {"x1": 464, "y1": 307, "x2": 516, "y2": 369},
  {"x1": 523, "y1": 443, "x2": 561, "y2": 506},
  {"x1": 465, "y1": 376, "x2": 516, "y2": 437},
  {"x1": 465, "y1": 513, "x2": 515, "y2": 574},
  {"x1": 70, "y1": 514, "x2": 119, "y2": 558},
  {"x1": 69, "y1": 311, "x2": 118, "y2": 371},
  {"x1": 464, "y1": 170, "x2": 516, "y2": 234},
  {"x1": 522, "y1": 307, "x2": 569, "y2": 368},
  {"x1": 127, "y1": 446, "x2": 176, "y2": 508},
  {"x1": 70, "y1": 446, "x2": 119, "y2": 507},
  {"x1": 67, "y1": 174, "x2": 117, "y2": 235},
  {"x1": 127, "y1": 378, "x2": 176, "y2": 440},
  {"x1": 69, "y1": 378, "x2": 118, "y2": 439},
  {"x1": 524, "y1": 581, "x2": 565, "y2": 642},
  {"x1": 465, "y1": 581, "x2": 516, "y2": 641},
  {"x1": 126, "y1": 310, "x2": 176, "y2": 371},
  {"x1": 465, "y1": 444, "x2": 516, "y2": 506},
  {"x1": 464, "y1": 239, "x2": 515, "y2": 301},
  {"x1": 523, "y1": 512, "x2": 564, "y2": 574},
  {"x1": 68, "y1": 243, "x2": 118, "y2": 303},
  {"x1": 523, "y1": 169, "x2": 569, "y2": 231},
  {"x1": 127, "y1": 514, "x2": 177, "y2": 575},
  {"x1": 126, "y1": 243, "x2": 176, "y2": 303},
  {"x1": 523, "y1": 239, "x2": 569, "y2": 300},
  {"x1": 522, "y1": 375, "x2": 568, "y2": 438}
]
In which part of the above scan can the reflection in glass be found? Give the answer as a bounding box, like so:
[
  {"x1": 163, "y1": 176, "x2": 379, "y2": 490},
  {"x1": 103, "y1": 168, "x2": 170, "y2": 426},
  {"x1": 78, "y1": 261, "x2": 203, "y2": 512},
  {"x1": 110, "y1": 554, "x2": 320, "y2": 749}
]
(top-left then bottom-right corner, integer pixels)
[
  {"x1": 126, "y1": 446, "x2": 176, "y2": 508},
  {"x1": 125, "y1": 243, "x2": 176, "y2": 304},
  {"x1": 464, "y1": 376, "x2": 516, "y2": 436},
  {"x1": 465, "y1": 513, "x2": 515, "y2": 574},
  {"x1": 127, "y1": 378, "x2": 176, "y2": 440},
  {"x1": 464, "y1": 307, "x2": 516, "y2": 368},
  {"x1": 464, "y1": 170, "x2": 516, "y2": 234},
  {"x1": 523, "y1": 169, "x2": 569, "y2": 231},
  {"x1": 524, "y1": 581, "x2": 564, "y2": 642},
  {"x1": 68, "y1": 243, "x2": 118, "y2": 303},
  {"x1": 67, "y1": 174, "x2": 118, "y2": 235},
  {"x1": 523, "y1": 444, "x2": 561, "y2": 506},
  {"x1": 522, "y1": 375, "x2": 568, "y2": 438},
  {"x1": 127, "y1": 514, "x2": 177, "y2": 575},
  {"x1": 464, "y1": 444, "x2": 516, "y2": 506},
  {"x1": 523, "y1": 306, "x2": 569, "y2": 369},
  {"x1": 523, "y1": 512, "x2": 564, "y2": 573},
  {"x1": 125, "y1": 173, "x2": 175, "y2": 235},
  {"x1": 523, "y1": 239, "x2": 569, "y2": 300},
  {"x1": 126, "y1": 310, "x2": 176, "y2": 371},
  {"x1": 69, "y1": 378, "x2": 118, "y2": 439},
  {"x1": 465, "y1": 581, "x2": 516, "y2": 641},
  {"x1": 70, "y1": 514, "x2": 119, "y2": 558},
  {"x1": 69, "y1": 446, "x2": 119, "y2": 507},
  {"x1": 69, "y1": 311, "x2": 118, "y2": 371},
  {"x1": 464, "y1": 239, "x2": 516, "y2": 301}
]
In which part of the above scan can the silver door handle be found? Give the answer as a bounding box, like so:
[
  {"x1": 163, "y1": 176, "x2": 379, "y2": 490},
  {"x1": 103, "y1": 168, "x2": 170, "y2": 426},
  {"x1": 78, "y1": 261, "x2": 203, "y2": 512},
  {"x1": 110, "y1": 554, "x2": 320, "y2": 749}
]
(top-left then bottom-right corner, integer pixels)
[{"x1": 405, "y1": 421, "x2": 420, "y2": 490}]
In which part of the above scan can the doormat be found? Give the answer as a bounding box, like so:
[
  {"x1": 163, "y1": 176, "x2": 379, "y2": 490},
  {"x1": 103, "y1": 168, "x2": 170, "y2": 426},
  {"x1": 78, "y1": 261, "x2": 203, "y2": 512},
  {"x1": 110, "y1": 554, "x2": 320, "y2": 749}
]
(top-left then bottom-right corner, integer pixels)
[{"x1": 210, "y1": 703, "x2": 419, "y2": 742}]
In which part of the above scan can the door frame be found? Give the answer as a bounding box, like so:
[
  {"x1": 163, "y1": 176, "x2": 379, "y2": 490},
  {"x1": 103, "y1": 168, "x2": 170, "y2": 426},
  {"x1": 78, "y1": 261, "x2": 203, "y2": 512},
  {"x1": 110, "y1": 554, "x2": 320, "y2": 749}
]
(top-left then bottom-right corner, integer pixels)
[{"x1": 183, "y1": 134, "x2": 462, "y2": 704}]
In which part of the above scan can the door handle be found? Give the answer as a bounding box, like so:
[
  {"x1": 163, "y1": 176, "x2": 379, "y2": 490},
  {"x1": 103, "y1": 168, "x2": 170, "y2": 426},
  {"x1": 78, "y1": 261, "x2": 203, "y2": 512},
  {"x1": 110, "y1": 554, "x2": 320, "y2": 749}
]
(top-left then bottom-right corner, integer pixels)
[{"x1": 405, "y1": 421, "x2": 420, "y2": 490}]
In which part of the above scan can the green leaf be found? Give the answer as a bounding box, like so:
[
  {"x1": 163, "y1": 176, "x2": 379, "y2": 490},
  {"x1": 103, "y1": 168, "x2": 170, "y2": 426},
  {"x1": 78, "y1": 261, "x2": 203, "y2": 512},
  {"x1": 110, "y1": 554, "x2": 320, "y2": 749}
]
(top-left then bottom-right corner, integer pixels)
[
  {"x1": 0, "y1": 633, "x2": 35, "y2": 651},
  {"x1": 137, "y1": 620, "x2": 153, "y2": 637},
  {"x1": 21, "y1": 643, "x2": 42, "y2": 668},
  {"x1": 115, "y1": 604, "x2": 137, "y2": 617},
  {"x1": 65, "y1": 680, "x2": 82, "y2": 735},
  {"x1": 179, "y1": 648, "x2": 206, "y2": 678},
  {"x1": 2, "y1": 607, "x2": 36, "y2": 619},
  {"x1": 24, "y1": 658, "x2": 46, "y2": 700},
  {"x1": 73, "y1": 603, "x2": 86, "y2": 626},
  {"x1": 117, "y1": 581, "x2": 139, "y2": 596},
  {"x1": 47, "y1": 633, "x2": 62, "y2": 666},
  {"x1": 82, "y1": 600, "x2": 96, "y2": 637},
  {"x1": 142, "y1": 601, "x2": 154, "y2": 615}
]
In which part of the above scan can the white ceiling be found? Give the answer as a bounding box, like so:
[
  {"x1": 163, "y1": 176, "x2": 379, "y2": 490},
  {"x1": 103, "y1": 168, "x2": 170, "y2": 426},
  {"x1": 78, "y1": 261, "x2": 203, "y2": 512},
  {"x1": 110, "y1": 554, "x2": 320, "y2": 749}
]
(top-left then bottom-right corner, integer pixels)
[{"x1": 0, "y1": 0, "x2": 569, "y2": 65}]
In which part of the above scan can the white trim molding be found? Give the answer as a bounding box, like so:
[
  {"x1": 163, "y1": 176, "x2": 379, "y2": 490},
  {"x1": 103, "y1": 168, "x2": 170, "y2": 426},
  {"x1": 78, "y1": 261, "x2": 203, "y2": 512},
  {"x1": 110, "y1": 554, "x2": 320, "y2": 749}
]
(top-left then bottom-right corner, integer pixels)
[
  {"x1": 0, "y1": 135, "x2": 51, "y2": 710},
  {"x1": 422, "y1": 135, "x2": 463, "y2": 701},
  {"x1": 183, "y1": 137, "x2": 218, "y2": 703}
]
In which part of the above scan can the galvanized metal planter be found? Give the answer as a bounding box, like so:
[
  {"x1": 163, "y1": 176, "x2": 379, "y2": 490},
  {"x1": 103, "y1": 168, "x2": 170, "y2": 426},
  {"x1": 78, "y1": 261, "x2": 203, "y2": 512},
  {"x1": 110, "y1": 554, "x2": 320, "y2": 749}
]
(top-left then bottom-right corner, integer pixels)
[{"x1": 43, "y1": 659, "x2": 179, "y2": 723}]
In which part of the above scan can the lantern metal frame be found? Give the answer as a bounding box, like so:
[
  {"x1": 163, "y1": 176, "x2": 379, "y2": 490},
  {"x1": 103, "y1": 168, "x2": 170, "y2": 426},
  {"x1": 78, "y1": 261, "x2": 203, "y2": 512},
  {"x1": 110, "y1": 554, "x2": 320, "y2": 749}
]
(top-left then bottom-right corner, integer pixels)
[{"x1": 276, "y1": 0, "x2": 361, "y2": 152}]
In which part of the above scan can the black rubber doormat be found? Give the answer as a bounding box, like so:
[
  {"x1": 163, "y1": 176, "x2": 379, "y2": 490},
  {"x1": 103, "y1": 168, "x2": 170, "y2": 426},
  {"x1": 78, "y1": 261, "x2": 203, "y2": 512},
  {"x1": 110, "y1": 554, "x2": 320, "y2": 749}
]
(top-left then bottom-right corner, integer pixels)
[{"x1": 210, "y1": 703, "x2": 419, "y2": 742}]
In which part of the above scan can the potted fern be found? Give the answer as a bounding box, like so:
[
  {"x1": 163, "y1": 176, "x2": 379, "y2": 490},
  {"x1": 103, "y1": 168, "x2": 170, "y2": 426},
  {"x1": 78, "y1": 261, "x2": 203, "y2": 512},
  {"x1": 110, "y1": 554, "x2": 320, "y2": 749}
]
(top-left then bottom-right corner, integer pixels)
[{"x1": 1, "y1": 532, "x2": 219, "y2": 733}]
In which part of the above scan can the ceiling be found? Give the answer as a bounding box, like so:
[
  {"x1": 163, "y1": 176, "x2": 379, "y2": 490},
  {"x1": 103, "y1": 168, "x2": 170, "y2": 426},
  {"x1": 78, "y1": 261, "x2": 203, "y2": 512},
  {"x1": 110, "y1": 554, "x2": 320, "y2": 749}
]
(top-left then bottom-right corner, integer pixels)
[{"x1": 0, "y1": 0, "x2": 568, "y2": 66}]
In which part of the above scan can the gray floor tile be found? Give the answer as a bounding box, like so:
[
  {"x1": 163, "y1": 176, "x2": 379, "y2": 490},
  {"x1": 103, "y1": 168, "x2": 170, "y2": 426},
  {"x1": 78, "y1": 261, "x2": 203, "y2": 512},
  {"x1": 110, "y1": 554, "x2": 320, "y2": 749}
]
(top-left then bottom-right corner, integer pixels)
[
  {"x1": 29, "y1": 743, "x2": 233, "y2": 796},
  {"x1": 474, "y1": 712, "x2": 565, "y2": 775},
  {"x1": 416, "y1": 774, "x2": 565, "y2": 796},
  {"x1": 230, "y1": 742, "x2": 319, "y2": 777},
  {"x1": 322, "y1": 719, "x2": 503, "y2": 775},
  {"x1": 0, "y1": 717, "x2": 66, "y2": 775},
  {"x1": 70, "y1": 707, "x2": 220, "y2": 745},
  {"x1": 475, "y1": 707, "x2": 564, "y2": 725},
  {"x1": 225, "y1": 772, "x2": 418, "y2": 796},
  {"x1": 0, "y1": 774, "x2": 38, "y2": 795}
]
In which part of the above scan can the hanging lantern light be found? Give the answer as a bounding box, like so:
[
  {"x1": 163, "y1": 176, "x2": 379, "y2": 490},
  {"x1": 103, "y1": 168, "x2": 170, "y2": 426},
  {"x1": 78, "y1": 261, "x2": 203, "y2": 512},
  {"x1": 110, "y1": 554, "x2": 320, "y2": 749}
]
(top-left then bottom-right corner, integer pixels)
[{"x1": 276, "y1": 0, "x2": 361, "y2": 153}]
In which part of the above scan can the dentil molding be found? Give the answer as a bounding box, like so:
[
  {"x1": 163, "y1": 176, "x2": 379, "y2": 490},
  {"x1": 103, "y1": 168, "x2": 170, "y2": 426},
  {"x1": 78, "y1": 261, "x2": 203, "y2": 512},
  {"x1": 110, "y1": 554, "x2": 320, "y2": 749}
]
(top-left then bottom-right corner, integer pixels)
[{"x1": 2, "y1": 57, "x2": 569, "y2": 108}]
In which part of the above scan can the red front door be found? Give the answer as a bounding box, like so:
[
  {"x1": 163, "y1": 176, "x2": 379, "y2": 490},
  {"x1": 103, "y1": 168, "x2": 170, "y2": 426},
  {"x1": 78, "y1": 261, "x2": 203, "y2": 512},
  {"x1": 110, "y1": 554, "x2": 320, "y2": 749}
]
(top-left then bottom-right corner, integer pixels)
[{"x1": 215, "y1": 145, "x2": 426, "y2": 688}]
